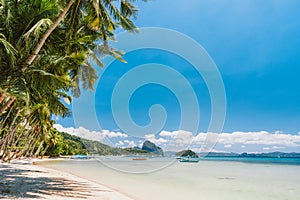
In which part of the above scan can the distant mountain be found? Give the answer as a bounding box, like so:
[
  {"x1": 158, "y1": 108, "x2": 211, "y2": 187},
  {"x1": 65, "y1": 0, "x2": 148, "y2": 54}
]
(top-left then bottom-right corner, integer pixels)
[
  {"x1": 59, "y1": 132, "x2": 152, "y2": 156},
  {"x1": 198, "y1": 152, "x2": 300, "y2": 158},
  {"x1": 141, "y1": 140, "x2": 164, "y2": 156},
  {"x1": 123, "y1": 147, "x2": 149, "y2": 154},
  {"x1": 79, "y1": 137, "x2": 123, "y2": 155},
  {"x1": 198, "y1": 152, "x2": 239, "y2": 157},
  {"x1": 238, "y1": 152, "x2": 300, "y2": 158},
  {"x1": 59, "y1": 132, "x2": 300, "y2": 158}
]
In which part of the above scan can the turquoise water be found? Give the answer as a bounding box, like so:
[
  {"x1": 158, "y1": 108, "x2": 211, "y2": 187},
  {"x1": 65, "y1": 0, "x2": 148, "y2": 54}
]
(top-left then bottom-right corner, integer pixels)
[
  {"x1": 39, "y1": 157, "x2": 300, "y2": 200},
  {"x1": 202, "y1": 156, "x2": 300, "y2": 165}
]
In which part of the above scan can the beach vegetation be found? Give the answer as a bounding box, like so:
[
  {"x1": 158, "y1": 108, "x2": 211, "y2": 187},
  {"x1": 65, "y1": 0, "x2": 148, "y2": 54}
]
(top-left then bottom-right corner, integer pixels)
[{"x1": 0, "y1": 0, "x2": 145, "y2": 161}]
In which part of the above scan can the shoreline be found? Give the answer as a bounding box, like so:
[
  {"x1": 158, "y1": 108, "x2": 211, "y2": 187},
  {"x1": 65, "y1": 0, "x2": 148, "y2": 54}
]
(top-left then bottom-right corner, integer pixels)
[
  {"x1": 0, "y1": 160, "x2": 134, "y2": 200},
  {"x1": 35, "y1": 159, "x2": 140, "y2": 200},
  {"x1": 2, "y1": 157, "x2": 300, "y2": 200}
]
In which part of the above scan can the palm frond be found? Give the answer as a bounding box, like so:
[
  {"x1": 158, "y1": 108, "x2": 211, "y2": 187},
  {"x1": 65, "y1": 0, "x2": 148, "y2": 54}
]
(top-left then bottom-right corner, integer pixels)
[
  {"x1": 23, "y1": 18, "x2": 53, "y2": 41},
  {"x1": 0, "y1": 33, "x2": 17, "y2": 64}
]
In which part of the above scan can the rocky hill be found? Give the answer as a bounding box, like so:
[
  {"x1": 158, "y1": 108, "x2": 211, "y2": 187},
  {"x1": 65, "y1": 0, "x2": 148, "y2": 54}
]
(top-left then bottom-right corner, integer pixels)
[
  {"x1": 141, "y1": 140, "x2": 164, "y2": 156},
  {"x1": 176, "y1": 149, "x2": 199, "y2": 158}
]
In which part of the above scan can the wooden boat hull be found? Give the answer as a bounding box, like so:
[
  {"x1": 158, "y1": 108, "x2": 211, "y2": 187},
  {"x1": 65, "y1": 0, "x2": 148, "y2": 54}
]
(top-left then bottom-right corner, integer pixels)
[{"x1": 132, "y1": 158, "x2": 147, "y2": 160}]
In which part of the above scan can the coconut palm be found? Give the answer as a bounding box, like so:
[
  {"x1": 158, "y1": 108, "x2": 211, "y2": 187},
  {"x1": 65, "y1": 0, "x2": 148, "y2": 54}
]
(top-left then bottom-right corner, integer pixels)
[{"x1": 0, "y1": 0, "x2": 144, "y2": 161}]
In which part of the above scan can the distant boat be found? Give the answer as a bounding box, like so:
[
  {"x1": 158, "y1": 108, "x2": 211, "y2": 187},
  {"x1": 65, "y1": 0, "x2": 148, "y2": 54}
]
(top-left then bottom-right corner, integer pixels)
[
  {"x1": 70, "y1": 154, "x2": 88, "y2": 159},
  {"x1": 179, "y1": 156, "x2": 199, "y2": 163},
  {"x1": 132, "y1": 157, "x2": 147, "y2": 160}
]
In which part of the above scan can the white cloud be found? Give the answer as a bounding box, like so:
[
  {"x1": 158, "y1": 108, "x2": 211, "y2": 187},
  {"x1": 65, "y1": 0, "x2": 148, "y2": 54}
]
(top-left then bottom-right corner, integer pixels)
[
  {"x1": 214, "y1": 131, "x2": 300, "y2": 147},
  {"x1": 192, "y1": 132, "x2": 206, "y2": 143},
  {"x1": 145, "y1": 134, "x2": 168, "y2": 145},
  {"x1": 275, "y1": 131, "x2": 283, "y2": 134},
  {"x1": 102, "y1": 130, "x2": 128, "y2": 138},
  {"x1": 157, "y1": 130, "x2": 195, "y2": 151},
  {"x1": 193, "y1": 131, "x2": 300, "y2": 153},
  {"x1": 116, "y1": 141, "x2": 124, "y2": 146},
  {"x1": 54, "y1": 124, "x2": 300, "y2": 153},
  {"x1": 155, "y1": 130, "x2": 300, "y2": 152},
  {"x1": 160, "y1": 130, "x2": 193, "y2": 145},
  {"x1": 271, "y1": 146, "x2": 284, "y2": 150},
  {"x1": 124, "y1": 140, "x2": 136, "y2": 147},
  {"x1": 160, "y1": 130, "x2": 193, "y2": 139},
  {"x1": 54, "y1": 124, "x2": 127, "y2": 142},
  {"x1": 263, "y1": 146, "x2": 284, "y2": 151}
]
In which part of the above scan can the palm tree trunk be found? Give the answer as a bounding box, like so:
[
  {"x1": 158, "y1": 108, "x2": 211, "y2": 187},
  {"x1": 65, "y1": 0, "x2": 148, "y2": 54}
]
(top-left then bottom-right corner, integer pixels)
[
  {"x1": 10, "y1": 121, "x2": 36, "y2": 159},
  {"x1": 42, "y1": 142, "x2": 51, "y2": 156},
  {"x1": 24, "y1": 131, "x2": 40, "y2": 157},
  {"x1": 29, "y1": 138, "x2": 39, "y2": 157},
  {"x1": 18, "y1": 127, "x2": 35, "y2": 153},
  {"x1": 20, "y1": 129, "x2": 38, "y2": 158},
  {"x1": 0, "y1": 110, "x2": 20, "y2": 155},
  {"x1": 11, "y1": 116, "x2": 31, "y2": 148},
  {"x1": 0, "y1": 103, "x2": 14, "y2": 131},
  {"x1": 34, "y1": 140, "x2": 44, "y2": 158},
  {"x1": 5, "y1": 117, "x2": 26, "y2": 155},
  {"x1": 23, "y1": 0, "x2": 75, "y2": 71},
  {"x1": 0, "y1": 92, "x2": 6, "y2": 105},
  {"x1": 0, "y1": 96, "x2": 16, "y2": 115}
]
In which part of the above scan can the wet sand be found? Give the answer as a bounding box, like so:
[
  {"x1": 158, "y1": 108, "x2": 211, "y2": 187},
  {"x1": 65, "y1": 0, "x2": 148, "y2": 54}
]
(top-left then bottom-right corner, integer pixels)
[{"x1": 0, "y1": 161, "x2": 133, "y2": 200}]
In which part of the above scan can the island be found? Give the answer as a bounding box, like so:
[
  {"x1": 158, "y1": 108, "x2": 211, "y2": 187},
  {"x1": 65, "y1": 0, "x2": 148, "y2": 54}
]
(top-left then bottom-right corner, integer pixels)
[
  {"x1": 141, "y1": 140, "x2": 164, "y2": 156},
  {"x1": 176, "y1": 149, "x2": 199, "y2": 158}
]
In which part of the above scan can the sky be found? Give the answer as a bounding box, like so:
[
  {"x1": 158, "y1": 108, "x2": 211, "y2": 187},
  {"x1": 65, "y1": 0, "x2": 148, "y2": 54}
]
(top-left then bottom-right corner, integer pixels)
[{"x1": 56, "y1": 0, "x2": 300, "y2": 153}]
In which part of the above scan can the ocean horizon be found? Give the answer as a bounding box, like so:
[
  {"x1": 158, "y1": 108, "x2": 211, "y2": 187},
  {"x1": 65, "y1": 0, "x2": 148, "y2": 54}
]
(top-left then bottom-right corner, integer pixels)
[{"x1": 202, "y1": 156, "x2": 300, "y2": 165}]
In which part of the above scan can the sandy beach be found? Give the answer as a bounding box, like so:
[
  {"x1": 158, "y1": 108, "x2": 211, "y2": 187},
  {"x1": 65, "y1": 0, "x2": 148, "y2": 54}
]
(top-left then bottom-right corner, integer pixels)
[
  {"x1": 2, "y1": 157, "x2": 300, "y2": 200},
  {"x1": 0, "y1": 161, "x2": 132, "y2": 200}
]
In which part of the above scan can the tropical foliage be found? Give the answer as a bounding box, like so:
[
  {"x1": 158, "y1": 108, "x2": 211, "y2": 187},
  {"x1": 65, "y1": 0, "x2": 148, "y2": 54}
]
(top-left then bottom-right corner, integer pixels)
[
  {"x1": 43, "y1": 131, "x2": 156, "y2": 157},
  {"x1": 0, "y1": 0, "x2": 144, "y2": 161},
  {"x1": 44, "y1": 130, "x2": 88, "y2": 157}
]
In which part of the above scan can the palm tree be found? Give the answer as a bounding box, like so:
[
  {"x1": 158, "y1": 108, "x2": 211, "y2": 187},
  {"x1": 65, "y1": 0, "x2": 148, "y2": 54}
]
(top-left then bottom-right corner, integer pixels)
[
  {"x1": 23, "y1": 0, "x2": 140, "y2": 69},
  {"x1": 0, "y1": 0, "x2": 145, "y2": 161}
]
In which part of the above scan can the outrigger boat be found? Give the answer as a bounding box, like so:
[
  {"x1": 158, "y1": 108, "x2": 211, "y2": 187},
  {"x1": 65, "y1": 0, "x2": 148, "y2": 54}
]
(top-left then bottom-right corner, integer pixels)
[
  {"x1": 132, "y1": 157, "x2": 147, "y2": 160},
  {"x1": 70, "y1": 154, "x2": 89, "y2": 159},
  {"x1": 179, "y1": 156, "x2": 199, "y2": 163}
]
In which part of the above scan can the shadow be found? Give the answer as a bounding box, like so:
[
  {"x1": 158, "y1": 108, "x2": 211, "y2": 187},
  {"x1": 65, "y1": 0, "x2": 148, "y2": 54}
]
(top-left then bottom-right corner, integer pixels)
[{"x1": 0, "y1": 164, "x2": 109, "y2": 199}]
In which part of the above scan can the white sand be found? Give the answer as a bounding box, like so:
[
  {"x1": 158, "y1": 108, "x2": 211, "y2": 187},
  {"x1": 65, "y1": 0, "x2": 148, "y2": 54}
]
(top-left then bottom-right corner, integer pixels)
[
  {"x1": 0, "y1": 161, "x2": 133, "y2": 200},
  {"x1": 4, "y1": 158, "x2": 300, "y2": 200}
]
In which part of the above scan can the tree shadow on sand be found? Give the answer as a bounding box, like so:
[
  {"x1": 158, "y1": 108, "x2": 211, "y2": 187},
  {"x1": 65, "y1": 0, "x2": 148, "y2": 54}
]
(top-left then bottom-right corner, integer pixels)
[{"x1": 0, "y1": 164, "x2": 110, "y2": 199}]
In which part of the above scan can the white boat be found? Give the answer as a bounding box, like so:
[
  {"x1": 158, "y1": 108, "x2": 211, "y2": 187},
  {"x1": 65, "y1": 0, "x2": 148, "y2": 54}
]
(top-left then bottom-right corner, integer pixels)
[
  {"x1": 179, "y1": 156, "x2": 200, "y2": 163},
  {"x1": 70, "y1": 154, "x2": 89, "y2": 159}
]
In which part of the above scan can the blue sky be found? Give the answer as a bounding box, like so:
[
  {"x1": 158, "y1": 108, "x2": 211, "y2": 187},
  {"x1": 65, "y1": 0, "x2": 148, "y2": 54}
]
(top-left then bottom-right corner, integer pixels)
[
  {"x1": 56, "y1": 0, "x2": 300, "y2": 152},
  {"x1": 131, "y1": 0, "x2": 300, "y2": 133}
]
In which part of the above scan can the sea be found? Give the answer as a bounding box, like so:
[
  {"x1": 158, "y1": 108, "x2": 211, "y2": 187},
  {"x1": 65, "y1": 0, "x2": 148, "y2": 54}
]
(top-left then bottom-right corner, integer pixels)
[{"x1": 38, "y1": 156, "x2": 300, "y2": 200}]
